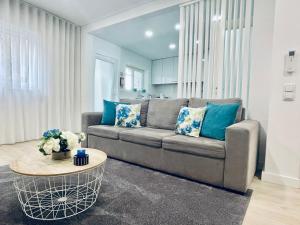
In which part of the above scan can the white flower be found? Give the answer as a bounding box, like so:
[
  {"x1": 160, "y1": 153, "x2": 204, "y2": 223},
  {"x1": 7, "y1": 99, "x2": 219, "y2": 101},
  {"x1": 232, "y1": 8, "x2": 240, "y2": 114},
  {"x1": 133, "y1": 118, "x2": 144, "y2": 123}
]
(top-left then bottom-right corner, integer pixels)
[
  {"x1": 43, "y1": 138, "x2": 60, "y2": 154},
  {"x1": 61, "y1": 131, "x2": 79, "y2": 150},
  {"x1": 52, "y1": 138, "x2": 60, "y2": 152},
  {"x1": 38, "y1": 139, "x2": 46, "y2": 149},
  {"x1": 79, "y1": 132, "x2": 86, "y2": 142}
]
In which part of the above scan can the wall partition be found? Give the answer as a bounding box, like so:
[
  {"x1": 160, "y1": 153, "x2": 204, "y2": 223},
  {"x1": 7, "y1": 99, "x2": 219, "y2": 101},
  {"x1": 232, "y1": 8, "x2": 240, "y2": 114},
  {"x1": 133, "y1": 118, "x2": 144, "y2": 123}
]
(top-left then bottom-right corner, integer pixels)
[{"x1": 177, "y1": 0, "x2": 254, "y2": 109}]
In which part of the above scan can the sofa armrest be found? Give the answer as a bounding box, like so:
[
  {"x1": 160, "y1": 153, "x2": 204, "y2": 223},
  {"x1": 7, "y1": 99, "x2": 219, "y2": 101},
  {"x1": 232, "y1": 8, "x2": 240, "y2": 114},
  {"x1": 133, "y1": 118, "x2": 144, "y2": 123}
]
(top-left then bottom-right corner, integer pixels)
[
  {"x1": 81, "y1": 112, "x2": 102, "y2": 147},
  {"x1": 224, "y1": 120, "x2": 259, "y2": 193}
]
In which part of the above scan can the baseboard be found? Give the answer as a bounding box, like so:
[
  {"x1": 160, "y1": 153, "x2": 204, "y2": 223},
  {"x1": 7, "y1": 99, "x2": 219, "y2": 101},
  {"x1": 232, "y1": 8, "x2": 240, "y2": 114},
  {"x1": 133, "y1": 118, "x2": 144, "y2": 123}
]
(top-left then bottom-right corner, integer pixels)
[{"x1": 262, "y1": 171, "x2": 300, "y2": 188}]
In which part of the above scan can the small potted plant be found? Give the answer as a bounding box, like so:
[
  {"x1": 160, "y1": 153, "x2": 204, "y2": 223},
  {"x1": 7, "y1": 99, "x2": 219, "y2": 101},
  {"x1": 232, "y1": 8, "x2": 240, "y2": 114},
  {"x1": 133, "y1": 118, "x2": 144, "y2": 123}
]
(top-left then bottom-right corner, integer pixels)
[{"x1": 38, "y1": 129, "x2": 86, "y2": 160}]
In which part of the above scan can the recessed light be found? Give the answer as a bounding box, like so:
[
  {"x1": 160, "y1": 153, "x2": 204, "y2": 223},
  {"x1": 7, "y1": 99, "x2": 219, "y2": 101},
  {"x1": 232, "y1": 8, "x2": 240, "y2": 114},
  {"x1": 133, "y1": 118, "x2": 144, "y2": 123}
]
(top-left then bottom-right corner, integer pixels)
[
  {"x1": 145, "y1": 30, "x2": 153, "y2": 38},
  {"x1": 175, "y1": 23, "x2": 180, "y2": 31},
  {"x1": 169, "y1": 43, "x2": 176, "y2": 50}
]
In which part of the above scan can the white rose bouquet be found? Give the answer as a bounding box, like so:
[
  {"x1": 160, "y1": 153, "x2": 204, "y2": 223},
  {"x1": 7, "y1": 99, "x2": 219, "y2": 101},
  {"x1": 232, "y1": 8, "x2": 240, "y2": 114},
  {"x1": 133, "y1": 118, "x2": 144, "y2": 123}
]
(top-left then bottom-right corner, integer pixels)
[{"x1": 38, "y1": 129, "x2": 86, "y2": 155}]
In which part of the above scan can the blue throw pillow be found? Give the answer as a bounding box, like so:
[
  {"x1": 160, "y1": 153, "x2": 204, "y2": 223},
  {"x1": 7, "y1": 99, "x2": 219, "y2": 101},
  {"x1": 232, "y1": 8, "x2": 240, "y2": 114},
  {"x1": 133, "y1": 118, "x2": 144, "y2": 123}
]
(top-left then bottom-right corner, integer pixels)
[
  {"x1": 200, "y1": 103, "x2": 240, "y2": 141},
  {"x1": 101, "y1": 100, "x2": 128, "y2": 125}
]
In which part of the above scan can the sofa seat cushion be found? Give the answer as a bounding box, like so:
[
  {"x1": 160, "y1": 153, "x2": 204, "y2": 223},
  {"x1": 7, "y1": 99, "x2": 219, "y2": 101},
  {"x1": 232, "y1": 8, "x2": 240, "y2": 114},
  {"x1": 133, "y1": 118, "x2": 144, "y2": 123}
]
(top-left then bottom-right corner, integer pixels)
[
  {"x1": 119, "y1": 127, "x2": 176, "y2": 148},
  {"x1": 162, "y1": 135, "x2": 225, "y2": 159},
  {"x1": 87, "y1": 125, "x2": 131, "y2": 140}
]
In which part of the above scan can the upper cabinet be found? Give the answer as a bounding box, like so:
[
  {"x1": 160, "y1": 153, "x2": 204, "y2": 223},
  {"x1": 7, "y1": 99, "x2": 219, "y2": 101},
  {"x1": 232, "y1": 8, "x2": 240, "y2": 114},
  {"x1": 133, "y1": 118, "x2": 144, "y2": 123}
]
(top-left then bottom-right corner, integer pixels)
[
  {"x1": 152, "y1": 56, "x2": 178, "y2": 85},
  {"x1": 172, "y1": 57, "x2": 178, "y2": 83},
  {"x1": 162, "y1": 57, "x2": 174, "y2": 84},
  {"x1": 152, "y1": 60, "x2": 163, "y2": 84}
]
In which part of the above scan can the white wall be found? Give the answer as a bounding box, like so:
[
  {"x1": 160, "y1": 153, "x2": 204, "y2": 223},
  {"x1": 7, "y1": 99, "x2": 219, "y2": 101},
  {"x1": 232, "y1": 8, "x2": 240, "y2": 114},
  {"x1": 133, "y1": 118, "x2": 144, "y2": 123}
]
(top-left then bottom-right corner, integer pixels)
[
  {"x1": 262, "y1": 0, "x2": 300, "y2": 188},
  {"x1": 248, "y1": 0, "x2": 275, "y2": 169}
]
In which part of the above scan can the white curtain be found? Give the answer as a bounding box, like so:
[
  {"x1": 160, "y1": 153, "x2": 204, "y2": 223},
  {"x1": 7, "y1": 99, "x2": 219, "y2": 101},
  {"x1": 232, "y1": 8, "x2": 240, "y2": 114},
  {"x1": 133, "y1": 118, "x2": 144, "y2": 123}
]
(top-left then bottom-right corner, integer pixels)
[
  {"x1": 177, "y1": 0, "x2": 253, "y2": 109},
  {"x1": 0, "y1": 0, "x2": 81, "y2": 144}
]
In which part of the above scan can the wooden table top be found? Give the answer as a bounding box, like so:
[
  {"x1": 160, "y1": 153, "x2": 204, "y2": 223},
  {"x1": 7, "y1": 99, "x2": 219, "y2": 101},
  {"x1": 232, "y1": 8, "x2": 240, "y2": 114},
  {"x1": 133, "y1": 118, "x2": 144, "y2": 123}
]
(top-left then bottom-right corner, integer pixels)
[{"x1": 9, "y1": 148, "x2": 107, "y2": 176}]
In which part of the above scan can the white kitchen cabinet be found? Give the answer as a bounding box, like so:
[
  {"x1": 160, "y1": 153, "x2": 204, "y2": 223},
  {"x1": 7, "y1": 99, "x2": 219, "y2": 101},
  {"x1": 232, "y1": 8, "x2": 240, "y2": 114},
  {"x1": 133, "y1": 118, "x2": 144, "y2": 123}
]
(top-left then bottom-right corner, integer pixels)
[
  {"x1": 162, "y1": 57, "x2": 174, "y2": 83},
  {"x1": 152, "y1": 60, "x2": 163, "y2": 84},
  {"x1": 151, "y1": 56, "x2": 178, "y2": 85},
  {"x1": 172, "y1": 57, "x2": 178, "y2": 83}
]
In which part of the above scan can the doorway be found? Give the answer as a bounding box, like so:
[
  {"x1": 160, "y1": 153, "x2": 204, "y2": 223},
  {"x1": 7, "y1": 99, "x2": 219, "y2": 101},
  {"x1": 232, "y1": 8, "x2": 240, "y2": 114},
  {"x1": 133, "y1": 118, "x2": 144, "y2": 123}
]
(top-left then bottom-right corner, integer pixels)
[{"x1": 94, "y1": 55, "x2": 118, "y2": 111}]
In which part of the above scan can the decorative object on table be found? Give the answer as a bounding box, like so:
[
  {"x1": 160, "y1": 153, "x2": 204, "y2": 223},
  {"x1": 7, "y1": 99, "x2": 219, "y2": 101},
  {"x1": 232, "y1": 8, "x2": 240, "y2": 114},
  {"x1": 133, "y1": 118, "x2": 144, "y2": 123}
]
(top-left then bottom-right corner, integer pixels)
[
  {"x1": 176, "y1": 106, "x2": 207, "y2": 137},
  {"x1": 115, "y1": 104, "x2": 141, "y2": 128},
  {"x1": 38, "y1": 129, "x2": 86, "y2": 160},
  {"x1": 74, "y1": 149, "x2": 89, "y2": 166}
]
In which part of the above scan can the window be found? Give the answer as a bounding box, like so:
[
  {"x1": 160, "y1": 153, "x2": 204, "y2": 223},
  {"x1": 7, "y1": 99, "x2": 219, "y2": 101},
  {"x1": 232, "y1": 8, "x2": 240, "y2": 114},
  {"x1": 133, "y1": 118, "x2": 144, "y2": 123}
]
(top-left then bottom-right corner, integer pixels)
[{"x1": 124, "y1": 66, "x2": 144, "y2": 91}]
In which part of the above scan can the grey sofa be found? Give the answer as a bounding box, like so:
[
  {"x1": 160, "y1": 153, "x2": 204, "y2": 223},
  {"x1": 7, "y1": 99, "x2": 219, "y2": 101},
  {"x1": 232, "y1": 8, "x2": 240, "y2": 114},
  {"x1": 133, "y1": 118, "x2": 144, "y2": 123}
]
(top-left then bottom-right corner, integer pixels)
[{"x1": 82, "y1": 98, "x2": 259, "y2": 193}]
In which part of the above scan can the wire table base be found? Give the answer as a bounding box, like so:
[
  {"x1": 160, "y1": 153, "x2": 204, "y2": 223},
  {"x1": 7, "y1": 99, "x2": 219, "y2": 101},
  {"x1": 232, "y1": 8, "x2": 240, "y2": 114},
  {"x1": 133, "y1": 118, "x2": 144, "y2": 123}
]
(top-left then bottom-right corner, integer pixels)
[{"x1": 12, "y1": 163, "x2": 105, "y2": 220}]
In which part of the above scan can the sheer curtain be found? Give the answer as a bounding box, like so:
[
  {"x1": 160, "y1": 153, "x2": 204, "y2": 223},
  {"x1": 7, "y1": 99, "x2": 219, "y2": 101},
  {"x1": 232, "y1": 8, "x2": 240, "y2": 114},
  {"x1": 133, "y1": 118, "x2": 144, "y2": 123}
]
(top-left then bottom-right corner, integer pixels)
[{"x1": 0, "y1": 0, "x2": 81, "y2": 144}]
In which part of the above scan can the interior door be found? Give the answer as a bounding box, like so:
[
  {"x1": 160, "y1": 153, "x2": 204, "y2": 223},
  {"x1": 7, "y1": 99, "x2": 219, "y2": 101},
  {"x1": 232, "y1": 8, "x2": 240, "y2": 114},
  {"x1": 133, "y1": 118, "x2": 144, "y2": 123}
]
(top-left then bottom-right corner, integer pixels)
[{"x1": 94, "y1": 57, "x2": 116, "y2": 111}]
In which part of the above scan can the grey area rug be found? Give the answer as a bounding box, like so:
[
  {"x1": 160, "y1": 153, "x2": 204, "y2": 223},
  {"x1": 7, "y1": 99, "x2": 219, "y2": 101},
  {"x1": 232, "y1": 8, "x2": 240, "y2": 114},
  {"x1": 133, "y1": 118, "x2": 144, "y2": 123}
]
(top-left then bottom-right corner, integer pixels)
[{"x1": 0, "y1": 159, "x2": 251, "y2": 225}]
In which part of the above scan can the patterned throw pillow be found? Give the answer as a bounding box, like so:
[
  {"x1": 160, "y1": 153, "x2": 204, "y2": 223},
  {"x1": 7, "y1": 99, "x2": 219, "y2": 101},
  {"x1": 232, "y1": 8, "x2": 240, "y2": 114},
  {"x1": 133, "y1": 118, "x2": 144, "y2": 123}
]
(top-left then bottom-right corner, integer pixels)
[
  {"x1": 115, "y1": 104, "x2": 142, "y2": 128},
  {"x1": 176, "y1": 107, "x2": 206, "y2": 137}
]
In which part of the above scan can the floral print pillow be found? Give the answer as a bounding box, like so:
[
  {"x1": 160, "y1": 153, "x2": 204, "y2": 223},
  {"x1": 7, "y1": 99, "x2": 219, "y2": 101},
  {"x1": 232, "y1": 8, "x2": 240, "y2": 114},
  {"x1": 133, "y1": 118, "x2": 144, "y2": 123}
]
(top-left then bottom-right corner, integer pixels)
[
  {"x1": 176, "y1": 107, "x2": 207, "y2": 137},
  {"x1": 115, "y1": 104, "x2": 142, "y2": 128}
]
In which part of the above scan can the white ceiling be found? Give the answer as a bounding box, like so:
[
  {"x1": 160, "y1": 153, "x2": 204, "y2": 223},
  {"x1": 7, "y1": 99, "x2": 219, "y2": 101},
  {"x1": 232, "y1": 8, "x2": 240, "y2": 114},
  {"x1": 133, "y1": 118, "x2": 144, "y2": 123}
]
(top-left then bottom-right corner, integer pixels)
[
  {"x1": 94, "y1": 7, "x2": 179, "y2": 60},
  {"x1": 24, "y1": 0, "x2": 156, "y2": 25}
]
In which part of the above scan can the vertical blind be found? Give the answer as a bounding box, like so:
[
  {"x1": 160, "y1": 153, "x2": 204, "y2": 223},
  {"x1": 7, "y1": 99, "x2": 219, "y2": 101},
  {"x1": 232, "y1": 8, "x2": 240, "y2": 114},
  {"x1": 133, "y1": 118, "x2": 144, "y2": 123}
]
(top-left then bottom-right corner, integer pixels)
[
  {"x1": 177, "y1": 0, "x2": 254, "y2": 109},
  {"x1": 0, "y1": 0, "x2": 81, "y2": 144}
]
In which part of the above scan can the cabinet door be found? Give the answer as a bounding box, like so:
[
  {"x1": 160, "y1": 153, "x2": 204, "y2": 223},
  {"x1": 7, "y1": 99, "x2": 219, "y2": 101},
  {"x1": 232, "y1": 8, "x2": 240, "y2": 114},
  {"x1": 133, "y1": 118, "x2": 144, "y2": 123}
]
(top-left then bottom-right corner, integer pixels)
[
  {"x1": 172, "y1": 57, "x2": 178, "y2": 83},
  {"x1": 152, "y1": 60, "x2": 163, "y2": 84},
  {"x1": 162, "y1": 57, "x2": 173, "y2": 84}
]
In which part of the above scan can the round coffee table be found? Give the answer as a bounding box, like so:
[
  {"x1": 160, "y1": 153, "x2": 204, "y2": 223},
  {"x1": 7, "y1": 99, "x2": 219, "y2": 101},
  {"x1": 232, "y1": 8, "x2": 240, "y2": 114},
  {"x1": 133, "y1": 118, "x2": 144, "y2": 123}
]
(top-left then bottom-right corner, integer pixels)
[{"x1": 9, "y1": 148, "x2": 107, "y2": 220}]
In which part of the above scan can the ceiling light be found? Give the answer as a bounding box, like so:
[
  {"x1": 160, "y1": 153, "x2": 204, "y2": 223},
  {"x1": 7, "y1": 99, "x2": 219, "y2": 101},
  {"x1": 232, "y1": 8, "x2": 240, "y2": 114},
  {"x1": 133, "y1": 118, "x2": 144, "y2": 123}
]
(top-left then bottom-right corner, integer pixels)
[
  {"x1": 145, "y1": 30, "x2": 153, "y2": 38},
  {"x1": 175, "y1": 23, "x2": 180, "y2": 31},
  {"x1": 169, "y1": 43, "x2": 176, "y2": 50}
]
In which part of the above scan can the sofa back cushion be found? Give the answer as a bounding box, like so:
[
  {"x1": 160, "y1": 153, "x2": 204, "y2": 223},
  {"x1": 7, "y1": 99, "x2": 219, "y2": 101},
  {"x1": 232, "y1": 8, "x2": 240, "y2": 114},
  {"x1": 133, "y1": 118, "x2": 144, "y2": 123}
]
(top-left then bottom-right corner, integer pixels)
[
  {"x1": 188, "y1": 98, "x2": 243, "y2": 122},
  {"x1": 147, "y1": 98, "x2": 188, "y2": 130},
  {"x1": 120, "y1": 99, "x2": 149, "y2": 126}
]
